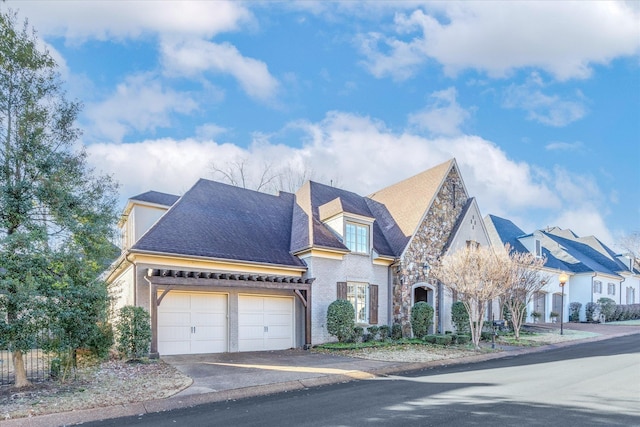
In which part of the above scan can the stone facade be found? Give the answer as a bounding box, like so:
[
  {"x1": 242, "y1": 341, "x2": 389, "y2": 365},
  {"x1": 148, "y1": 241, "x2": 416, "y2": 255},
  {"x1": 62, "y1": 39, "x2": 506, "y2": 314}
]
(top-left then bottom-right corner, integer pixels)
[{"x1": 392, "y1": 167, "x2": 468, "y2": 335}]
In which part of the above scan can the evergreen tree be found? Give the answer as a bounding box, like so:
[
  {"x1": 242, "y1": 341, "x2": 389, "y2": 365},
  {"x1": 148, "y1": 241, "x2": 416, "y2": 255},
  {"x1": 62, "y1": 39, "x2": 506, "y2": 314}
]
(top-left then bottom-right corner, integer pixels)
[{"x1": 0, "y1": 11, "x2": 118, "y2": 387}]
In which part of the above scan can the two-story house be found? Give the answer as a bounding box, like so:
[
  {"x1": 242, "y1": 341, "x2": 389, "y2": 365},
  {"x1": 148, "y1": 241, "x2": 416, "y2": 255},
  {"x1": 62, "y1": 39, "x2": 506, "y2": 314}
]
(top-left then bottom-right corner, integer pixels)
[
  {"x1": 484, "y1": 215, "x2": 640, "y2": 322},
  {"x1": 107, "y1": 158, "x2": 493, "y2": 356}
]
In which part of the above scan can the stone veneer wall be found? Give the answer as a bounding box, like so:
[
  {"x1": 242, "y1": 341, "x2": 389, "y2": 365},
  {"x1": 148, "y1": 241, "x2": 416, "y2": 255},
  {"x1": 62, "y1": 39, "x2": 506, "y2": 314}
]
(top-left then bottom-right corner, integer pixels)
[{"x1": 392, "y1": 167, "x2": 469, "y2": 336}]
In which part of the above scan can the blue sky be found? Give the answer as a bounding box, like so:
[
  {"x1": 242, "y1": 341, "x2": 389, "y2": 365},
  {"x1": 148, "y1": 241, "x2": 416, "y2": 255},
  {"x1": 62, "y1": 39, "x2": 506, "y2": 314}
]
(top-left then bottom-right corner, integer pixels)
[{"x1": 8, "y1": 1, "x2": 639, "y2": 247}]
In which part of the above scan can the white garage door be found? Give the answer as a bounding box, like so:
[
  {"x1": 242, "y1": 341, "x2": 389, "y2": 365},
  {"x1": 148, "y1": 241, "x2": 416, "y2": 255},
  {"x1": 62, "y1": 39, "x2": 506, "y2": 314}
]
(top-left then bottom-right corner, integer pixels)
[
  {"x1": 158, "y1": 292, "x2": 228, "y2": 355},
  {"x1": 238, "y1": 295, "x2": 294, "y2": 352}
]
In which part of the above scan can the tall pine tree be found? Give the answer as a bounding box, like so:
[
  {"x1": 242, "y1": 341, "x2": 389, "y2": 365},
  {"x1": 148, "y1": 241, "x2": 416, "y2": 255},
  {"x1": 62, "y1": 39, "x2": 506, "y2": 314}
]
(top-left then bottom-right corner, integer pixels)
[{"x1": 0, "y1": 11, "x2": 119, "y2": 387}]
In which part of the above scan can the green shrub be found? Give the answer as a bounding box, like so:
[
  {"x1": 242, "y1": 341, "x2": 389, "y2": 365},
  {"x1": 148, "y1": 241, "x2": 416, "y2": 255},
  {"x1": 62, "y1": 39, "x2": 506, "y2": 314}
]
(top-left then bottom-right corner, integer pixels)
[
  {"x1": 597, "y1": 298, "x2": 616, "y2": 322},
  {"x1": 326, "y1": 300, "x2": 355, "y2": 343},
  {"x1": 378, "y1": 325, "x2": 391, "y2": 340},
  {"x1": 423, "y1": 334, "x2": 438, "y2": 344},
  {"x1": 569, "y1": 302, "x2": 582, "y2": 322},
  {"x1": 451, "y1": 301, "x2": 469, "y2": 334},
  {"x1": 456, "y1": 334, "x2": 471, "y2": 345},
  {"x1": 410, "y1": 302, "x2": 434, "y2": 339},
  {"x1": 115, "y1": 306, "x2": 152, "y2": 360},
  {"x1": 352, "y1": 325, "x2": 364, "y2": 343},
  {"x1": 367, "y1": 326, "x2": 379, "y2": 341},
  {"x1": 434, "y1": 335, "x2": 453, "y2": 346},
  {"x1": 585, "y1": 302, "x2": 599, "y2": 322},
  {"x1": 391, "y1": 323, "x2": 403, "y2": 340},
  {"x1": 480, "y1": 331, "x2": 493, "y2": 341},
  {"x1": 87, "y1": 322, "x2": 114, "y2": 359}
]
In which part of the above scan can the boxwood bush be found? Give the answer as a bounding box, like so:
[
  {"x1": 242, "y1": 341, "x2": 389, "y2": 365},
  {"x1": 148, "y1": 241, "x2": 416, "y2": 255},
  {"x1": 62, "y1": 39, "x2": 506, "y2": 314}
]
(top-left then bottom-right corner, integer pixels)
[
  {"x1": 451, "y1": 301, "x2": 470, "y2": 334},
  {"x1": 597, "y1": 298, "x2": 616, "y2": 322},
  {"x1": 115, "y1": 306, "x2": 151, "y2": 360},
  {"x1": 410, "y1": 302, "x2": 434, "y2": 339},
  {"x1": 378, "y1": 325, "x2": 391, "y2": 341},
  {"x1": 326, "y1": 300, "x2": 355, "y2": 342},
  {"x1": 391, "y1": 323, "x2": 403, "y2": 340},
  {"x1": 434, "y1": 335, "x2": 453, "y2": 346},
  {"x1": 569, "y1": 302, "x2": 582, "y2": 322}
]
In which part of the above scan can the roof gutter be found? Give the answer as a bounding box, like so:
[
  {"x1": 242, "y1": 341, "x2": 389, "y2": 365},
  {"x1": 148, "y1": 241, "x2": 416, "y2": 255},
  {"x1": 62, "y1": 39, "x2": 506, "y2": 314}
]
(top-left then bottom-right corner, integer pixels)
[{"x1": 128, "y1": 249, "x2": 308, "y2": 273}]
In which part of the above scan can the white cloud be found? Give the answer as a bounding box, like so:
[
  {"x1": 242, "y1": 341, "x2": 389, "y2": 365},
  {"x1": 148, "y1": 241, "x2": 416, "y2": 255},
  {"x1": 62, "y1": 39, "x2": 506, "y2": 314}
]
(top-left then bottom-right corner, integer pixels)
[
  {"x1": 408, "y1": 87, "x2": 471, "y2": 136},
  {"x1": 84, "y1": 73, "x2": 198, "y2": 143},
  {"x1": 11, "y1": 1, "x2": 252, "y2": 41},
  {"x1": 545, "y1": 141, "x2": 585, "y2": 152},
  {"x1": 503, "y1": 73, "x2": 588, "y2": 127},
  {"x1": 87, "y1": 111, "x2": 609, "y2": 233},
  {"x1": 160, "y1": 39, "x2": 279, "y2": 102},
  {"x1": 358, "y1": 2, "x2": 640, "y2": 80}
]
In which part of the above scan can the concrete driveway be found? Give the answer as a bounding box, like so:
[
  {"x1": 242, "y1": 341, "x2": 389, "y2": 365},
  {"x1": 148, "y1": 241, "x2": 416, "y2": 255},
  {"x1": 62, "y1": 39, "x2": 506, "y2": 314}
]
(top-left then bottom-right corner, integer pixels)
[{"x1": 162, "y1": 349, "x2": 399, "y2": 397}]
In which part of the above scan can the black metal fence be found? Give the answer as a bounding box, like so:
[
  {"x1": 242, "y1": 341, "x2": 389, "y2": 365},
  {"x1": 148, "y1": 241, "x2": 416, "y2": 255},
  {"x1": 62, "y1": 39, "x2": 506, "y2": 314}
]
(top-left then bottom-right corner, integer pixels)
[{"x1": 0, "y1": 348, "x2": 54, "y2": 386}]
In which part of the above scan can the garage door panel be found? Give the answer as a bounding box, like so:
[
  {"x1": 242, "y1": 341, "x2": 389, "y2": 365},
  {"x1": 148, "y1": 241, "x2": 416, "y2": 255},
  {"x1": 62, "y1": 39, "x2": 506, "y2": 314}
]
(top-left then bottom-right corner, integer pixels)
[
  {"x1": 265, "y1": 298, "x2": 292, "y2": 311},
  {"x1": 191, "y1": 311, "x2": 225, "y2": 326},
  {"x1": 158, "y1": 292, "x2": 228, "y2": 355},
  {"x1": 267, "y1": 324, "x2": 292, "y2": 338},
  {"x1": 266, "y1": 313, "x2": 292, "y2": 325},
  {"x1": 191, "y1": 294, "x2": 227, "y2": 311},
  {"x1": 161, "y1": 293, "x2": 191, "y2": 310},
  {"x1": 238, "y1": 296, "x2": 293, "y2": 352},
  {"x1": 239, "y1": 313, "x2": 264, "y2": 326},
  {"x1": 158, "y1": 312, "x2": 190, "y2": 327}
]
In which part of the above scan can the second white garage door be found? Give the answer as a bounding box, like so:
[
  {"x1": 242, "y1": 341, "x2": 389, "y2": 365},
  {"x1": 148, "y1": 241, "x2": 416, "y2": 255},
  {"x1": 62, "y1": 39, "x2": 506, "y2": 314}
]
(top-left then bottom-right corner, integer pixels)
[{"x1": 238, "y1": 295, "x2": 294, "y2": 352}]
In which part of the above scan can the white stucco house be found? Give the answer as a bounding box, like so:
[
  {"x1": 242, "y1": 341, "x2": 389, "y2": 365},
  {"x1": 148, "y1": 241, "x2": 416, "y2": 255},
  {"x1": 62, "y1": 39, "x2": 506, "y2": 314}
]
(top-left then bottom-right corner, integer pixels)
[{"x1": 484, "y1": 215, "x2": 640, "y2": 323}]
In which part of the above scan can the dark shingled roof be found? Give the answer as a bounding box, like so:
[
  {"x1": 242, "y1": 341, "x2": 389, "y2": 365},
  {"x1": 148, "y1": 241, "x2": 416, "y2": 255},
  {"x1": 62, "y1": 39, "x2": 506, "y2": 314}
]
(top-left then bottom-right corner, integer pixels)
[
  {"x1": 484, "y1": 214, "x2": 570, "y2": 271},
  {"x1": 485, "y1": 214, "x2": 528, "y2": 254},
  {"x1": 542, "y1": 232, "x2": 628, "y2": 276},
  {"x1": 132, "y1": 179, "x2": 305, "y2": 267},
  {"x1": 130, "y1": 191, "x2": 180, "y2": 207},
  {"x1": 303, "y1": 181, "x2": 399, "y2": 257},
  {"x1": 485, "y1": 214, "x2": 634, "y2": 276}
]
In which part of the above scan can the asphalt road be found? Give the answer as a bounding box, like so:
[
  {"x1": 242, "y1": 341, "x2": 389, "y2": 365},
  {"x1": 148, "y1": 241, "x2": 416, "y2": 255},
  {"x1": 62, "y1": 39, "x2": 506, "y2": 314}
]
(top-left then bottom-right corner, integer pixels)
[{"x1": 86, "y1": 334, "x2": 640, "y2": 427}]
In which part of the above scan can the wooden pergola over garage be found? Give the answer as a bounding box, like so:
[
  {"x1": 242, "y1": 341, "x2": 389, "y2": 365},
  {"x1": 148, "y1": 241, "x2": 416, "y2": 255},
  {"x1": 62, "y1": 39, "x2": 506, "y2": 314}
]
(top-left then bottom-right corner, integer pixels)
[{"x1": 144, "y1": 269, "x2": 315, "y2": 357}]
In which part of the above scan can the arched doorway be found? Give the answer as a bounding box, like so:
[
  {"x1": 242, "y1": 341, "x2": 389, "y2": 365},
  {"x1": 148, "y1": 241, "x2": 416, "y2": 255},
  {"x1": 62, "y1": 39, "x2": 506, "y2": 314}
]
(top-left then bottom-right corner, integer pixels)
[{"x1": 412, "y1": 282, "x2": 436, "y2": 334}]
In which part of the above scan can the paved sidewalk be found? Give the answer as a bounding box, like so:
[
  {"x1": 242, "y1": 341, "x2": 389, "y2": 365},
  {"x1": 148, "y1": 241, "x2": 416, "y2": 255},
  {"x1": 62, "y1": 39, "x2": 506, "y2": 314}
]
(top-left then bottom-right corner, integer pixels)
[{"x1": 4, "y1": 323, "x2": 639, "y2": 427}]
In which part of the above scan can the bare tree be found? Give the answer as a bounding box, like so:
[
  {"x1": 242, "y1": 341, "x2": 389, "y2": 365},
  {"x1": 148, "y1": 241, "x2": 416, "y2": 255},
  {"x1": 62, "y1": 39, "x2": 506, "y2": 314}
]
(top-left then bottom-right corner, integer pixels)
[
  {"x1": 618, "y1": 232, "x2": 640, "y2": 269},
  {"x1": 431, "y1": 245, "x2": 511, "y2": 350},
  {"x1": 211, "y1": 156, "x2": 279, "y2": 193},
  {"x1": 211, "y1": 156, "x2": 338, "y2": 194},
  {"x1": 502, "y1": 246, "x2": 550, "y2": 340}
]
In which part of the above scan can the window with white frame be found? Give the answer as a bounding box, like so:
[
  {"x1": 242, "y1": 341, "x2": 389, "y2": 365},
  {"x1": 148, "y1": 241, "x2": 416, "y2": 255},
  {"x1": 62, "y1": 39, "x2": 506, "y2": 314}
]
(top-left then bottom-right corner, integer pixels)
[
  {"x1": 607, "y1": 283, "x2": 616, "y2": 295},
  {"x1": 593, "y1": 280, "x2": 602, "y2": 293},
  {"x1": 535, "y1": 239, "x2": 542, "y2": 258},
  {"x1": 627, "y1": 287, "x2": 636, "y2": 304},
  {"x1": 347, "y1": 282, "x2": 369, "y2": 323},
  {"x1": 345, "y1": 222, "x2": 369, "y2": 254}
]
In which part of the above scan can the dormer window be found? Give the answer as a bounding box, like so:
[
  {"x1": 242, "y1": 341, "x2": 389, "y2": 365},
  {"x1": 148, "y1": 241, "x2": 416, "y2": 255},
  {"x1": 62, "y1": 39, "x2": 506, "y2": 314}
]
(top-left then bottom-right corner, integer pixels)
[{"x1": 346, "y1": 222, "x2": 369, "y2": 254}]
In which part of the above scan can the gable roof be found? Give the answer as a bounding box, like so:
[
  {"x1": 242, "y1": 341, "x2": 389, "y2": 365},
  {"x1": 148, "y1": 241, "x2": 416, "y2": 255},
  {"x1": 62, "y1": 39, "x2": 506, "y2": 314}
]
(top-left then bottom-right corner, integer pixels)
[
  {"x1": 368, "y1": 159, "x2": 458, "y2": 237},
  {"x1": 130, "y1": 190, "x2": 180, "y2": 207},
  {"x1": 132, "y1": 179, "x2": 305, "y2": 268},
  {"x1": 292, "y1": 181, "x2": 398, "y2": 257},
  {"x1": 484, "y1": 214, "x2": 529, "y2": 254},
  {"x1": 542, "y1": 231, "x2": 629, "y2": 277},
  {"x1": 484, "y1": 215, "x2": 633, "y2": 277}
]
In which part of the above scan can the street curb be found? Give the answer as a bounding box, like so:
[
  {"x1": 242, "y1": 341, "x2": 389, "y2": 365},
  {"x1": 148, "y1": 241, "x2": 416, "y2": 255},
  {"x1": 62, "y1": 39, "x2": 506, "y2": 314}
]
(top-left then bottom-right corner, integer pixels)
[{"x1": 3, "y1": 328, "x2": 639, "y2": 427}]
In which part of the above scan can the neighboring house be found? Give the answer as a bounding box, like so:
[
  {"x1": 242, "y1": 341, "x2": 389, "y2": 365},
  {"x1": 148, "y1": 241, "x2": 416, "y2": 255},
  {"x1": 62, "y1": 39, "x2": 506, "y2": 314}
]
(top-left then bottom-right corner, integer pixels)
[
  {"x1": 107, "y1": 159, "x2": 492, "y2": 356},
  {"x1": 484, "y1": 215, "x2": 640, "y2": 322}
]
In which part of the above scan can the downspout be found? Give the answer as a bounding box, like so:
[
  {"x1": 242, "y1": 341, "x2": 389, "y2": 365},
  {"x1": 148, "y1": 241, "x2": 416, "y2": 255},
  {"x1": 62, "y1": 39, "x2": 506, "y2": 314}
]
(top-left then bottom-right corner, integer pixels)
[
  {"x1": 619, "y1": 277, "x2": 625, "y2": 305},
  {"x1": 437, "y1": 281, "x2": 443, "y2": 334},
  {"x1": 125, "y1": 251, "x2": 136, "y2": 306}
]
